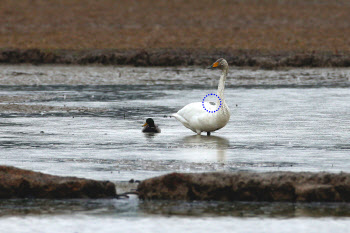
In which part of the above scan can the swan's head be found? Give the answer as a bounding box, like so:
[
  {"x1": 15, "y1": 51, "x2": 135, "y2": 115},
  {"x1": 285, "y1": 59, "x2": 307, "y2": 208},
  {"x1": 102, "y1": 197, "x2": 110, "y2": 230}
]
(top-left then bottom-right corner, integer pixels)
[
  {"x1": 143, "y1": 118, "x2": 155, "y2": 127},
  {"x1": 207, "y1": 58, "x2": 228, "y2": 70}
]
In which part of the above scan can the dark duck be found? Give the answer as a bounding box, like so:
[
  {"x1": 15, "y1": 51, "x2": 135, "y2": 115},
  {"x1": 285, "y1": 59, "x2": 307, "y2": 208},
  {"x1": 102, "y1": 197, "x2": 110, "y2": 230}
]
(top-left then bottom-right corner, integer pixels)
[{"x1": 142, "y1": 118, "x2": 161, "y2": 133}]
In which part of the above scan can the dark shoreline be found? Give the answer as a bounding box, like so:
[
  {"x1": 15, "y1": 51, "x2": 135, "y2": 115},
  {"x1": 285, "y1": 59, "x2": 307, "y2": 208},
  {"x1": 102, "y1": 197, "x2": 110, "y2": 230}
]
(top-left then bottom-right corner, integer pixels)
[
  {"x1": 2, "y1": 165, "x2": 350, "y2": 202},
  {"x1": 1, "y1": 48, "x2": 350, "y2": 68},
  {"x1": 0, "y1": 166, "x2": 116, "y2": 199},
  {"x1": 138, "y1": 172, "x2": 350, "y2": 202}
]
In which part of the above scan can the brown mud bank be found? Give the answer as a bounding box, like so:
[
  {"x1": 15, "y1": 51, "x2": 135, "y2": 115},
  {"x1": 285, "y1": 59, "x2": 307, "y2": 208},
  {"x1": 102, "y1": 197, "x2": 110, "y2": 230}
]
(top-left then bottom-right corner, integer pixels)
[
  {"x1": 2, "y1": 166, "x2": 350, "y2": 202},
  {"x1": 0, "y1": 166, "x2": 116, "y2": 198},
  {"x1": 0, "y1": 104, "x2": 105, "y2": 114},
  {"x1": 138, "y1": 172, "x2": 350, "y2": 202},
  {"x1": 1, "y1": 48, "x2": 350, "y2": 68}
]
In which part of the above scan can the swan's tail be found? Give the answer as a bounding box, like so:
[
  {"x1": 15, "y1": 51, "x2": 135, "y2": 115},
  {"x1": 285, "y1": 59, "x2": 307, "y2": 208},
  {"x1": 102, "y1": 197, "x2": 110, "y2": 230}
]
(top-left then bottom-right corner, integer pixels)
[
  {"x1": 172, "y1": 113, "x2": 184, "y2": 122},
  {"x1": 172, "y1": 113, "x2": 197, "y2": 133},
  {"x1": 172, "y1": 113, "x2": 188, "y2": 126}
]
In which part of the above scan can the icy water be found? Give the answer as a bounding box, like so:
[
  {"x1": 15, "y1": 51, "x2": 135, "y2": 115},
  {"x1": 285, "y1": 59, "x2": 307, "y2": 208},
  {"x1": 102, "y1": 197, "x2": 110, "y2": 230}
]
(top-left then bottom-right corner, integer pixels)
[{"x1": 0, "y1": 65, "x2": 350, "y2": 232}]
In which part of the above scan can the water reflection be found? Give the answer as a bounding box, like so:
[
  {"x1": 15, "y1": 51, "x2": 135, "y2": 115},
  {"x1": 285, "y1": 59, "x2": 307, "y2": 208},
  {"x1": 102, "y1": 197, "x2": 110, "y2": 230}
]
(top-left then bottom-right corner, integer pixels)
[
  {"x1": 1, "y1": 199, "x2": 349, "y2": 218},
  {"x1": 181, "y1": 135, "x2": 229, "y2": 162},
  {"x1": 143, "y1": 132, "x2": 159, "y2": 140},
  {"x1": 139, "y1": 200, "x2": 350, "y2": 218}
]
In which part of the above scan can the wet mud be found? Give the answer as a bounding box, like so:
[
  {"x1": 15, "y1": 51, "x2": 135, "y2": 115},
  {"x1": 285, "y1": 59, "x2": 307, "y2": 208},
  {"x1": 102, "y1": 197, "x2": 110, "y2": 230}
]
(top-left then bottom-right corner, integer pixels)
[
  {"x1": 1, "y1": 49, "x2": 350, "y2": 68},
  {"x1": 138, "y1": 172, "x2": 350, "y2": 202},
  {"x1": 0, "y1": 103, "x2": 104, "y2": 114},
  {"x1": 0, "y1": 166, "x2": 116, "y2": 198}
]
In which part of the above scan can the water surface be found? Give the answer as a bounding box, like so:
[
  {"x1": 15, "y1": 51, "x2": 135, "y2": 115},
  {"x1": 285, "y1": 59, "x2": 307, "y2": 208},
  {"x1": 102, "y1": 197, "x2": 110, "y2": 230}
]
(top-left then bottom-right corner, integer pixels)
[{"x1": 0, "y1": 65, "x2": 349, "y2": 232}]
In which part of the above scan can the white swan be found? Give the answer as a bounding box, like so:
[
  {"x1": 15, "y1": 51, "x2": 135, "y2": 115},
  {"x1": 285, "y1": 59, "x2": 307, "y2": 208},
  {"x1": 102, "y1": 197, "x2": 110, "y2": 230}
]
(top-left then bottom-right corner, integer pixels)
[{"x1": 173, "y1": 58, "x2": 230, "y2": 136}]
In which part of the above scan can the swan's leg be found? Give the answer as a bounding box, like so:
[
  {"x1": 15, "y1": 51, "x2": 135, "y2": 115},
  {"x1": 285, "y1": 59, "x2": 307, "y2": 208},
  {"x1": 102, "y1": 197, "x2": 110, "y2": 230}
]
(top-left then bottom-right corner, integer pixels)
[
  {"x1": 196, "y1": 130, "x2": 201, "y2": 135},
  {"x1": 207, "y1": 132, "x2": 211, "y2": 136}
]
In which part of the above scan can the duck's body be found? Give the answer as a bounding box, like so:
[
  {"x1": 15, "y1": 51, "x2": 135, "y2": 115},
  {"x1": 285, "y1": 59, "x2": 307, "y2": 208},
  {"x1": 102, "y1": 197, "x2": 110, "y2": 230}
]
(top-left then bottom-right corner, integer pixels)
[
  {"x1": 173, "y1": 58, "x2": 230, "y2": 135},
  {"x1": 142, "y1": 118, "x2": 161, "y2": 133}
]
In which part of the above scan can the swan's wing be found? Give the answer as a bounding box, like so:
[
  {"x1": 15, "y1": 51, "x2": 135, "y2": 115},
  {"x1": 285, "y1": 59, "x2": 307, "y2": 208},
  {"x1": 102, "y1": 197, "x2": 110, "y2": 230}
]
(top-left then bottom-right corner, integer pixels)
[
  {"x1": 172, "y1": 102, "x2": 203, "y2": 132},
  {"x1": 175, "y1": 102, "x2": 209, "y2": 121}
]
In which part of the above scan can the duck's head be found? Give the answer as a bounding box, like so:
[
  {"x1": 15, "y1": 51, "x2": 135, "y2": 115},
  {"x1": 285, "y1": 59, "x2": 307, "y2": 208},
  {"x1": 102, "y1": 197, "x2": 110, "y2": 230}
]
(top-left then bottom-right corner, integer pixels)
[
  {"x1": 207, "y1": 58, "x2": 228, "y2": 70},
  {"x1": 143, "y1": 118, "x2": 155, "y2": 127}
]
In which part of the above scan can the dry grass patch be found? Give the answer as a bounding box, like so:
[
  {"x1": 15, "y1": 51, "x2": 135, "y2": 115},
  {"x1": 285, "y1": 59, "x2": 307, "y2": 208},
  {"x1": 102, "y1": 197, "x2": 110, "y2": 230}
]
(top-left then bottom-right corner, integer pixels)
[{"x1": 1, "y1": 0, "x2": 350, "y2": 52}]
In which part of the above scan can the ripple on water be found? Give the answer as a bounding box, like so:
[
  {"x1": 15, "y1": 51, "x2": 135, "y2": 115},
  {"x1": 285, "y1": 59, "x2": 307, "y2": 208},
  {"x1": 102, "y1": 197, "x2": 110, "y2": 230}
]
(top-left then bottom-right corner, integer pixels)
[{"x1": 0, "y1": 66, "x2": 350, "y2": 227}]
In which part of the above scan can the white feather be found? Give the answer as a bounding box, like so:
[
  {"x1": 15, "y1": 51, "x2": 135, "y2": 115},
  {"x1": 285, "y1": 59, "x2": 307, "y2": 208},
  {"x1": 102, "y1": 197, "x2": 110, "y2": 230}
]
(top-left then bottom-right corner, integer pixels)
[{"x1": 173, "y1": 58, "x2": 230, "y2": 135}]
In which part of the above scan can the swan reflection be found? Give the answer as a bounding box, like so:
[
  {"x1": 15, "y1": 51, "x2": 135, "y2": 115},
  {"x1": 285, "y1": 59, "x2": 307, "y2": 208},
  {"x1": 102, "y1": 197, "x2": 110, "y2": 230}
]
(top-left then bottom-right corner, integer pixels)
[{"x1": 180, "y1": 135, "x2": 229, "y2": 162}]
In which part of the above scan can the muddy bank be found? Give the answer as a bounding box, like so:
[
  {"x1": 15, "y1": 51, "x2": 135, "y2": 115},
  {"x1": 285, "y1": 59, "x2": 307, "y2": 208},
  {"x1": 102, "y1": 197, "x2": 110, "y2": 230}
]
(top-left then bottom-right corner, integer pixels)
[
  {"x1": 0, "y1": 166, "x2": 116, "y2": 198},
  {"x1": 1, "y1": 49, "x2": 350, "y2": 68},
  {"x1": 0, "y1": 103, "x2": 105, "y2": 114},
  {"x1": 138, "y1": 172, "x2": 350, "y2": 202}
]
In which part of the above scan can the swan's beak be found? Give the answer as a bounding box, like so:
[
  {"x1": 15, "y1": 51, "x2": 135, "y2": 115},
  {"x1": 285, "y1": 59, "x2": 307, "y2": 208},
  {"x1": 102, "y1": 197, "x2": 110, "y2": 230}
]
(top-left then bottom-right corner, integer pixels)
[
  {"x1": 207, "y1": 61, "x2": 219, "y2": 69},
  {"x1": 142, "y1": 122, "x2": 148, "y2": 127}
]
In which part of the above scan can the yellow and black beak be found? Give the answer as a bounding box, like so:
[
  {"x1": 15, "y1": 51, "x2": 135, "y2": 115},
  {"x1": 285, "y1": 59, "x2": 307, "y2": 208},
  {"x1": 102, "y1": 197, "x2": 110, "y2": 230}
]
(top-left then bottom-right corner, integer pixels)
[
  {"x1": 207, "y1": 61, "x2": 220, "y2": 69},
  {"x1": 142, "y1": 122, "x2": 148, "y2": 127}
]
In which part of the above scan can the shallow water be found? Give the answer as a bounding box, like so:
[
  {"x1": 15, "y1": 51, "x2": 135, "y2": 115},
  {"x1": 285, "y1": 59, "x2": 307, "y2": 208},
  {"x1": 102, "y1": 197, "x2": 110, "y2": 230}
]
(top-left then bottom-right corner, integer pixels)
[{"x1": 0, "y1": 65, "x2": 350, "y2": 232}]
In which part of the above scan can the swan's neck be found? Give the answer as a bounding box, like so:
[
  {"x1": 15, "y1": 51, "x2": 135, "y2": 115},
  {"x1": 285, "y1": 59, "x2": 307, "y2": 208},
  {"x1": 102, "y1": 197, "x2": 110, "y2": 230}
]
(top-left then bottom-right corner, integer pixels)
[{"x1": 217, "y1": 67, "x2": 228, "y2": 104}]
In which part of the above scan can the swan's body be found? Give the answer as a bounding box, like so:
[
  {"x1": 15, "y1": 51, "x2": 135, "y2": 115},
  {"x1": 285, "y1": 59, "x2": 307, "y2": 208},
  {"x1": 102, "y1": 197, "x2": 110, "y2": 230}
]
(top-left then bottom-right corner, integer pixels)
[{"x1": 173, "y1": 58, "x2": 230, "y2": 135}]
